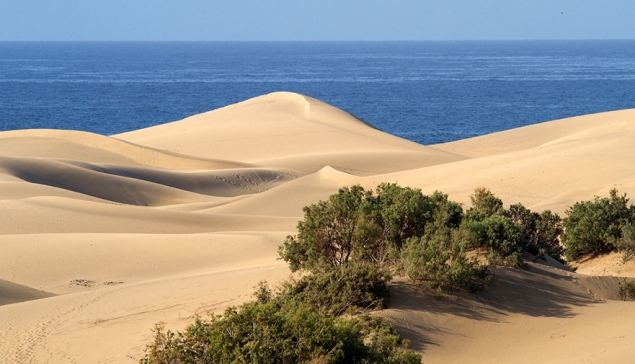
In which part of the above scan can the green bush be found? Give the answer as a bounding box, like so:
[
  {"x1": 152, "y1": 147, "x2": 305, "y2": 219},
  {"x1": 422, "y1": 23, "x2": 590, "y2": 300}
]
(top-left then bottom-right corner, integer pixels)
[
  {"x1": 401, "y1": 227, "x2": 489, "y2": 294},
  {"x1": 279, "y1": 184, "x2": 465, "y2": 272},
  {"x1": 618, "y1": 278, "x2": 635, "y2": 301},
  {"x1": 279, "y1": 185, "x2": 371, "y2": 273},
  {"x1": 612, "y1": 223, "x2": 635, "y2": 263},
  {"x1": 562, "y1": 189, "x2": 633, "y2": 261},
  {"x1": 508, "y1": 203, "x2": 564, "y2": 261},
  {"x1": 469, "y1": 187, "x2": 505, "y2": 217},
  {"x1": 278, "y1": 263, "x2": 391, "y2": 316},
  {"x1": 140, "y1": 288, "x2": 421, "y2": 364},
  {"x1": 463, "y1": 214, "x2": 524, "y2": 267}
]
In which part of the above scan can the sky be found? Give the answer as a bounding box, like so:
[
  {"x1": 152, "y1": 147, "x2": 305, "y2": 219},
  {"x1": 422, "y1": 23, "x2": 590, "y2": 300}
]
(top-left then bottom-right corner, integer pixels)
[{"x1": 1, "y1": 0, "x2": 634, "y2": 41}]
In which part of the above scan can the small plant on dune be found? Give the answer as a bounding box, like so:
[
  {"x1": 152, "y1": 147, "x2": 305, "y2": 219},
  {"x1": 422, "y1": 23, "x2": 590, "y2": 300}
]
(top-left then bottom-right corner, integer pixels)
[
  {"x1": 463, "y1": 188, "x2": 566, "y2": 264},
  {"x1": 462, "y1": 188, "x2": 527, "y2": 267},
  {"x1": 469, "y1": 186, "x2": 505, "y2": 218},
  {"x1": 612, "y1": 223, "x2": 635, "y2": 263},
  {"x1": 465, "y1": 214, "x2": 524, "y2": 267},
  {"x1": 618, "y1": 278, "x2": 635, "y2": 301},
  {"x1": 279, "y1": 185, "x2": 371, "y2": 273}
]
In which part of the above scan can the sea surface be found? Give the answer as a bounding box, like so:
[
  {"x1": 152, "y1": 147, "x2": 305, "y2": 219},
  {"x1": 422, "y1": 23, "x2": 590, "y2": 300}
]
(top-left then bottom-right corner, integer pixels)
[{"x1": 1, "y1": 41, "x2": 634, "y2": 145}]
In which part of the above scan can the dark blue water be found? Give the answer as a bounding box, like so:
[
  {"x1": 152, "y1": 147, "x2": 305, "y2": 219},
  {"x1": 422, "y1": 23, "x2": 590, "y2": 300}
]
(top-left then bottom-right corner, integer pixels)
[{"x1": 1, "y1": 41, "x2": 634, "y2": 145}]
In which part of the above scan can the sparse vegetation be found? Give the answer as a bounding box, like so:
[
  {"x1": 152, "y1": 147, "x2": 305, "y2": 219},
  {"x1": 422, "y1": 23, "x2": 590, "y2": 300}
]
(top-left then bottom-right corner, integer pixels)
[{"x1": 618, "y1": 278, "x2": 635, "y2": 300}]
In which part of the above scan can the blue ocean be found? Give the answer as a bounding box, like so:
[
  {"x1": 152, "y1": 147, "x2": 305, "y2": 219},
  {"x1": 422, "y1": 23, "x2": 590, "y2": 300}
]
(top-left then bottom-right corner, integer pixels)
[{"x1": 1, "y1": 41, "x2": 634, "y2": 145}]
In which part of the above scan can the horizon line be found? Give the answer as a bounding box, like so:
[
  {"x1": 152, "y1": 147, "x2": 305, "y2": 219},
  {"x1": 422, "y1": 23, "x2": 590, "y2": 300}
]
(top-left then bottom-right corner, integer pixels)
[{"x1": 1, "y1": 38, "x2": 635, "y2": 43}]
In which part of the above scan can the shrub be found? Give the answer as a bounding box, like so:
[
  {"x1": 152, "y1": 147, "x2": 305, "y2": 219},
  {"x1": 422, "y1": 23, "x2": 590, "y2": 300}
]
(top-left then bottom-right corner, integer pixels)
[
  {"x1": 140, "y1": 287, "x2": 421, "y2": 364},
  {"x1": 279, "y1": 184, "x2": 464, "y2": 272},
  {"x1": 469, "y1": 187, "x2": 505, "y2": 217},
  {"x1": 562, "y1": 189, "x2": 633, "y2": 261},
  {"x1": 463, "y1": 214, "x2": 524, "y2": 267},
  {"x1": 361, "y1": 186, "x2": 464, "y2": 267},
  {"x1": 279, "y1": 185, "x2": 371, "y2": 273},
  {"x1": 618, "y1": 278, "x2": 635, "y2": 301},
  {"x1": 612, "y1": 223, "x2": 635, "y2": 263},
  {"x1": 508, "y1": 203, "x2": 564, "y2": 261},
  {"x1": 401, "y1": 227, "x2": 489, "y2": 294},
  {"x1": 278, "y1": 263, "x2": 391, "y2": 316}
]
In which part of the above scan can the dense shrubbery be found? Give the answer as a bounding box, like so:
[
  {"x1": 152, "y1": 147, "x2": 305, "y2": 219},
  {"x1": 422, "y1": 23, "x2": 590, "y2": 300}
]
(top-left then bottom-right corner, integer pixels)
[
  {"x1": 509, "y1": 204, "x2": 564, "y2": 262},
  {"x1": 401, "y1": 227, "x2": 489, "y2": 294},
  {"x1": 280, "y1": 183, "x2": 571, "y2": 293},
  {"x1": 279, "y1": 184, "x2": 495, "y2": 294},
  {"x1": 141, "y1": 289, "x2": 420, "y2": 364},
  {"x1": 142, "y1": 184, "x2": 635, "y2": 363},
  {"x1": 562, "y1": 189, "x2": 635, "y2": 261},
  {"x1": 279, "y1": 184, "x2": 463, "y2": 272},
  {"x1": 277, "y1": 263, "x2": 391, "y2": 316}
]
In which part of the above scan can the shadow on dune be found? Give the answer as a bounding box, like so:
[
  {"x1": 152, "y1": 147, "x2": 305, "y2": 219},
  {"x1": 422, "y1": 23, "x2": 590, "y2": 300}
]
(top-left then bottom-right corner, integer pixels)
[{"x1": 382, "y1": 263, "x2": 599, "y2": 352}]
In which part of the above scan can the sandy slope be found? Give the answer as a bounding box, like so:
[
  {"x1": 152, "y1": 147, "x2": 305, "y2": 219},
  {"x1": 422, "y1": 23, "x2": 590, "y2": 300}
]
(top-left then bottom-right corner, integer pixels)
[
  {"x1": 116, "y1": 92, "x2": 466, "y2": 175},
  {"x1": 380, "y1": 109, "x2": 635, "y2": 214},
  {"x1": 1, "y1": 92, "x2": 635, "y2": 363},
  {"x1": 380, "y1": 263, "x2": 634, "y2": 364}
]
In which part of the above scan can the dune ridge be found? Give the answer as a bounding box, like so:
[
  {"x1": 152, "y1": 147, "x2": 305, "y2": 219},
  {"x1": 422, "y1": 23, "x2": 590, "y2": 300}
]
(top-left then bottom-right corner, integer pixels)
[
  {"x1": 116, "y1": 92, "x2": 467, "y2": 175},
  {"x1": 1, "y1": 92, "x2": 634, "y2": 363}
]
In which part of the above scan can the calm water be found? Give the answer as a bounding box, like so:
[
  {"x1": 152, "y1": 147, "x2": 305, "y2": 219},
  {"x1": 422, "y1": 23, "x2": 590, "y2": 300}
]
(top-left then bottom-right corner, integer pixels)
[{"x1": 1, "y1": 41, "x2": 634, "y2": 145}]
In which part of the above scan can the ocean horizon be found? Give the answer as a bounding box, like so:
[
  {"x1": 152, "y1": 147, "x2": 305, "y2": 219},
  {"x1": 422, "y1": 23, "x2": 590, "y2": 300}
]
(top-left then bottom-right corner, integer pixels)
[{"x1": 1, "y1": 40, "x2": 634, "y2": 145}]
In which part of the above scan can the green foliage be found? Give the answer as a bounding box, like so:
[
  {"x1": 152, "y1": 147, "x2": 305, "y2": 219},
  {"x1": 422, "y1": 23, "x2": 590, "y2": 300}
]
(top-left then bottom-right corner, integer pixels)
[
  {"x1": 401, "y1": 227, "x2": 489, "y2": 293},
  {"x1": 361, "y1": 184, "x2": 439, "y2": 266},
  {"x1": 279, "y1": 184, "x2": 465, "y2": 273},
  {"x1": 463, "y1": 214, "x2": 525, "y2": 267},
  {"x1": 612, "y1": 223, "x2": 635, "y2": 263},
  {"x1": 509, "y1": 203, "x2": 564, "y2": 261},
  {"x1": 469, "y1": 187, "x2": 505, "y2": 217},
  {"x1": 618, "y1": 278, "x2": 635, "y2": 301},
  {"x1": 144, "y1": 184, "x2": 592, "y2": 364},
  {"x1": 140, "y1": 286, "x2": 421, "y2": 364},
  {"x1": 279, "y1": 185, "x2": 371, "y2": 273},
  {"x1": 562, "y1": 189, "x2": 633, "y2": 261},
  {"x1": 278, "y1": 263, "x2": 391, "y2": 316}
]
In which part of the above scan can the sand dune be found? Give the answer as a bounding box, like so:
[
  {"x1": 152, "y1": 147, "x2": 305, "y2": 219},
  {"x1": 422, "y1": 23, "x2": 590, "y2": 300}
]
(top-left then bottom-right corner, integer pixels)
[
  {"x1": 208, "y1": 166, "x2": 373, "y2": 217},
  {"x1": 379, "y1": 109, "x2": 635, "y2": 214},
  {"x1": 1, "y1": 93, "x2": 635, "y2": 363},
  {"x1": 116, "y1": 92, "x2": 466, "y2": 175},
  {"x1": 1, "y1": 156, "x2": 297, "y2": 205},
  {"x1": 380, "y1": 263, "x2": 634, "y2": 364},
  {"x1": 0, "y1": 280, "x2": 54, "y2": 307},
  {"x1": 0, "y1": 129, "x2": 248, "y2": 169}
]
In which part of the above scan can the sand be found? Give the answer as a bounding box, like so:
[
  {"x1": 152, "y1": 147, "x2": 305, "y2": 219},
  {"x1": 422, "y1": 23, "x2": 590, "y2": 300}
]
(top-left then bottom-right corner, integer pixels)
[{"x1": 1, "y1": 91, "x2": 634, "y2": 363}]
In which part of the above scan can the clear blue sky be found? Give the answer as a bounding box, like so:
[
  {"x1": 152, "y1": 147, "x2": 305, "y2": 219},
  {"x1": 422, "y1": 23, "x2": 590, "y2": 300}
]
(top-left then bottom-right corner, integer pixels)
[{"x1": 1, "y1": 0, "x2": 634, "y2": 41}]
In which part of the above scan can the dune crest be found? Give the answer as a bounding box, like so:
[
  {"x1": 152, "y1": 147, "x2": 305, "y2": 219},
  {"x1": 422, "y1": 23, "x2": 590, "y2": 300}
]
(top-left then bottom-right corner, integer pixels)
[
  {"x1": 377, "y1": 109, "x2": 635, "y2": 214},
  {"x1": 0, "y1": 129, "x2": 247, "y2": 169},
  {"x1": 116, "y1": 92, "x2": 466, "y2": 175}
]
